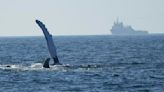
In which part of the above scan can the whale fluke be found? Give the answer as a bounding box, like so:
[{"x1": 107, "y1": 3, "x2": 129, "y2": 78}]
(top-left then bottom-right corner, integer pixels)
[{"x1": 36, "y1": 20, "x2": 61, "y2": 66}]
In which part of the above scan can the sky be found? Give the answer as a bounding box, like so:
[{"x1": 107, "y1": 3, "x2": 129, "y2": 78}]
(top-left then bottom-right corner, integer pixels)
[{"x1": 0, "y1": 0, "x2": 163, "y2": 36}]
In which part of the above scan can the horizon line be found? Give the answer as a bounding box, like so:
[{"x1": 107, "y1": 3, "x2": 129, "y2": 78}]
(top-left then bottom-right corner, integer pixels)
[
  {"x1": 0, "y1": 34, "x2": 111, "y2": 37},
  {"x1": 0, "y1": 33, "x2": 164, "y2": 38}
]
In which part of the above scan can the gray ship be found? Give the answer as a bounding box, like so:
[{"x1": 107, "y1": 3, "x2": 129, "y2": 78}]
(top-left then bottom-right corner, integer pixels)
[{"x1": 111, "y1": 20, "x2": 148, "y2": 35}]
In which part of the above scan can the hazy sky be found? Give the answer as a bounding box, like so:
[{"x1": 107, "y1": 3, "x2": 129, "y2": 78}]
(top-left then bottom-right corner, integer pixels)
[{"x1": 0, "y1": 0, "x2": 163, "y2": 36}]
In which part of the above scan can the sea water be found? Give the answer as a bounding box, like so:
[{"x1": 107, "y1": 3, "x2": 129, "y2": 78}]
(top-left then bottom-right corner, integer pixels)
[{"x1": 0, "y1": 35, "x2": 164, "y2": 92}]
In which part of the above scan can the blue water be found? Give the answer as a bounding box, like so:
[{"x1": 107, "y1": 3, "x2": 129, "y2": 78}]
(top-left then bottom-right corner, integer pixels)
[{"x1": 0, "y1": 35, "x2": 164, "y2": 92}]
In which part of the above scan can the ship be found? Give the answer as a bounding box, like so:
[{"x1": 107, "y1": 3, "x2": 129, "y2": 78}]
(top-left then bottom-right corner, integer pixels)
[{"x1": 111, "y1": 19, "x2": 148, "y2": 35}]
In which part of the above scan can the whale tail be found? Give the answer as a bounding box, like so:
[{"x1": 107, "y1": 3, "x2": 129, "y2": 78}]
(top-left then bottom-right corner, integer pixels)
[{"x1": 36, "y1": 20, "x2": 61, "y2": 66}]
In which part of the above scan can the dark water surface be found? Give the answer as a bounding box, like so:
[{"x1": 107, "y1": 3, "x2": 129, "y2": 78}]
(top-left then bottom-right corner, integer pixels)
[{"x1": 0, "y1": 35, "x2": 164, "y2": 92}]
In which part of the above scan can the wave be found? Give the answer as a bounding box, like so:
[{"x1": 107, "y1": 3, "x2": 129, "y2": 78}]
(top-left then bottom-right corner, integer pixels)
[{"x1": 0, "y1": 63, "x2": 104, "y2": 72}]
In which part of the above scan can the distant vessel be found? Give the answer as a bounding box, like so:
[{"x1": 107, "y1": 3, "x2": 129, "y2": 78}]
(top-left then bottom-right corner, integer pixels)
[{"x1": 111, "y1": 19, "x2": 148, "y2": 35}]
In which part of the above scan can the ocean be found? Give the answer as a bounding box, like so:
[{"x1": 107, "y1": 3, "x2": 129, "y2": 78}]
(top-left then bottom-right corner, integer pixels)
[{"x1": 0, "y1": 35, "x2": 164, "y2": 92}]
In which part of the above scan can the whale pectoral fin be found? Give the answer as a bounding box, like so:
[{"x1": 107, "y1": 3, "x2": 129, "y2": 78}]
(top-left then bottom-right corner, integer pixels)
[
  {"x1": 52, "y1": 56, "x2": 61, "y2": 65},
  {"x1": 36, "y1": 20, "x2": 50, "y2": 36},
  {"x1": 43, "y1": 58, "x2": 50, "y2": 68},
  {"x1": 36, "y1": 20, "x2": 61, "y2": 65}
]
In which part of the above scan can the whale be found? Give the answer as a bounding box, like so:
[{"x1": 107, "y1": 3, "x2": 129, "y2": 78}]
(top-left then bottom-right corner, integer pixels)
[
  {"x1": 43, "y1": 58, "x2": 50, "y2": 68},
  {"x1": 0, "y1": 20, "x2": 103, "y2": 69},
  {"x1": 36, "y1": 20, "x2": 61, "y2": 68}
]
